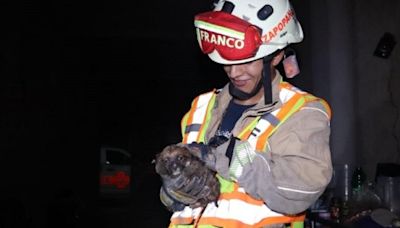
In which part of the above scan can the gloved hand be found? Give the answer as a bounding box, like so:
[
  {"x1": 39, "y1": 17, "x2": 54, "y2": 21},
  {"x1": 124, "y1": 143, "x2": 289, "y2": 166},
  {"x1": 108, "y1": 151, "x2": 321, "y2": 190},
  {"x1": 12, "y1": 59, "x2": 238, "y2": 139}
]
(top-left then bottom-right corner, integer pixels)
[
  {"x1": 228, "y1": 140, "x2": 257, "y2": 181},
  {"x1": 185, "y1": 135, "x2": 231, "y2": 169},
  {"x1": 184, "y1": 136, "x2": 257, "y2": 182},
  {"x1": 155, "y1": 144, "x2": 220, "y2": 211},
  {"x1": 159, "y1": 172, "x2": 202, "y2": 212},
  {"x1": 160, "y1": 166, "x2": 219, "y2": 211},
  {"x1": 159, "y1": 186, "x2": 186, "y2": 212},
  {"x1": 185, "y1": 142, "x2": 216, "y2": 170}
]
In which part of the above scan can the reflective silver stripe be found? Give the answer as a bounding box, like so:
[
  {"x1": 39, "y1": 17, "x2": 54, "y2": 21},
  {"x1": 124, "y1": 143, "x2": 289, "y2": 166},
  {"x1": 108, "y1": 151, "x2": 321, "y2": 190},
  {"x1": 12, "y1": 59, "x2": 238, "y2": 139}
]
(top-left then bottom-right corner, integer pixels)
[
  {"x1": 277, "y1": 186, "x2": 320, "y2": 194},
  {"x1": 301, "y1": 107, "x2": 330, "y2": 120},
  {"x1": 248, "y1": 86, "x2": 297, "y2": 149},
  {"x1": 261, "y1": 113, "x2": 280, "y2": 126},
  {"x1": 172, "y1": 197, "x2": 284, "y2": 226},
  {"x1": 185, "y1": 124, "x2": 202, "y2": 134},
  {"x1": 300, "y1": 100, "x2": 330, "y2": 119},
  {"x1": 185, "y1": 91, "x2": 215, "y2": 143},
  {"x1": 201, "y1": 198, "x2": 282, "y2": 225},
  {"x1": 248, "y1": 110, "x2": 276, "y2": 148}
]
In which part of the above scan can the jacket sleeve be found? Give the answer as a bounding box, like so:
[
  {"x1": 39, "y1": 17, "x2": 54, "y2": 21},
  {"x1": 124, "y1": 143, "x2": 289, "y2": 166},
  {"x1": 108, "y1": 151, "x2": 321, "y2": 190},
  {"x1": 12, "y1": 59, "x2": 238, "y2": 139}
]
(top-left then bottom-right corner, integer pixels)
[{"x1": 236, "y1": 104, "x2": 333, "y2": 215}]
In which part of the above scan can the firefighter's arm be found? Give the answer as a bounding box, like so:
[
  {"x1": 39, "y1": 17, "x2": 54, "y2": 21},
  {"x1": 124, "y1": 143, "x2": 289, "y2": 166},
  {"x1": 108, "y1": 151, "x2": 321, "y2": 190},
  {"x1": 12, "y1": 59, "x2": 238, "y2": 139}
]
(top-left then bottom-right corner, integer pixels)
[{"x1": 234, "y1": 107, "x2": 332, "y2": 215}]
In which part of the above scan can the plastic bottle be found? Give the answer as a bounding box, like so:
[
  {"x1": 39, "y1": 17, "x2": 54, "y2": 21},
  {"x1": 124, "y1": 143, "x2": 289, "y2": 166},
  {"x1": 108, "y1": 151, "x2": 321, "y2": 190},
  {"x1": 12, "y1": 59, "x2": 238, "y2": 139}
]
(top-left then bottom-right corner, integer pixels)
[{"x1": 351, "y1": 166, "x2": 366, "y2": 201}]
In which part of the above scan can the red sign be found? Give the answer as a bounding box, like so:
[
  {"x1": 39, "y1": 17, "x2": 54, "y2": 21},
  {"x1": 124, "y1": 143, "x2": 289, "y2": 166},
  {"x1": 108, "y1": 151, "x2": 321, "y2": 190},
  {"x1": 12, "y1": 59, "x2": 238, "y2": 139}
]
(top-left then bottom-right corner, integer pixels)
[{"x1": 100, "y1": 171, "x2": 130, "y2": 189}]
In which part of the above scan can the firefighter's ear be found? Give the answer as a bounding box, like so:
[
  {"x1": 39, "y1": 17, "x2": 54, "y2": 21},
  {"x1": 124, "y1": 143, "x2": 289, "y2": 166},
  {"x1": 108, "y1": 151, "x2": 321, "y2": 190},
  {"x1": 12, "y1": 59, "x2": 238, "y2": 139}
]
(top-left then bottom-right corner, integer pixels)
[{"x1": 272, "y1": 51, "x2": 284, "y2": 66}]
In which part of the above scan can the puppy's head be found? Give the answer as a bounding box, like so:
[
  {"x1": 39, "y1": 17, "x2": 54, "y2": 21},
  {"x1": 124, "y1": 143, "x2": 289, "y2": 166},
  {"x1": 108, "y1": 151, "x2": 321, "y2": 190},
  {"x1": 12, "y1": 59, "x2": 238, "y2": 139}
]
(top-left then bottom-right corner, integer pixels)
[{"x1": 154, "y1": 144, "x2": 193, "y2": 178}]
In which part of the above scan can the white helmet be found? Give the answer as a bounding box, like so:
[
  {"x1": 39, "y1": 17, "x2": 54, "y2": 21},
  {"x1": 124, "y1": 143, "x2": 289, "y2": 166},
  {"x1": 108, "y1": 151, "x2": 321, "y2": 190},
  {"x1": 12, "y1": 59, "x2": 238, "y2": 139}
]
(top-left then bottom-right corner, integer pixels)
[{"x1": 194, "y1": 0, "x2": 304, "y2": 64}]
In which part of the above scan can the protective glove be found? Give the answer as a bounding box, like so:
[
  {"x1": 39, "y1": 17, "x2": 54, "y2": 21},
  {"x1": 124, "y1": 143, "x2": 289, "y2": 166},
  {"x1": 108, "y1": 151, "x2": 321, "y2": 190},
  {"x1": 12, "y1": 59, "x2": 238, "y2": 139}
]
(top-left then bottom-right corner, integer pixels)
[
  {"x1": 185, "y1": 142, "x2": 216, "y2": 170},
  {"x1": 228, "y1": 140, "x2": 257, "y2": 181},
  {"x1": 185, "y1": 135, "x2": 231, "y2": 170},
  {"x1": 159, "y1": 173, "x2": 202, "y2": 212},
  {"x1": 182, "y1": 136, "x2": 257, "y2": 182},
  {"x1": 160, "y1": 167, "x2": 219, "y2": 211},
  {"x1": 159, "y1": 186, "x2": 186, "y2": 212},
  {"x1": 155, "y1": 144, "x2": 220, "y2": 211}
]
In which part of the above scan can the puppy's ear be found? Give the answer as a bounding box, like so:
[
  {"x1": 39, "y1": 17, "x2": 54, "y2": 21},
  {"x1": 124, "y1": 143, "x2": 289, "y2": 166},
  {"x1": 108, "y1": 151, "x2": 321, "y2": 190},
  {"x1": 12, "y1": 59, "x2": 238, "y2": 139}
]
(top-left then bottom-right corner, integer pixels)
[{"x1": 152, "y1": 153, "x2": 160, "y2": 164}]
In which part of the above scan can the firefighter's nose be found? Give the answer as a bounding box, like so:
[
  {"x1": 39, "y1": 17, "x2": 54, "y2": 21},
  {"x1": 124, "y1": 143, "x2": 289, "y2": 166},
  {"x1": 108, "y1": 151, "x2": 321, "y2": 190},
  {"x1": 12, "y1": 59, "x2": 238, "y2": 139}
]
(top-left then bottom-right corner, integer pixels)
[{"x1": 226, "y1": 64, "x2": 244, "y2": 79}]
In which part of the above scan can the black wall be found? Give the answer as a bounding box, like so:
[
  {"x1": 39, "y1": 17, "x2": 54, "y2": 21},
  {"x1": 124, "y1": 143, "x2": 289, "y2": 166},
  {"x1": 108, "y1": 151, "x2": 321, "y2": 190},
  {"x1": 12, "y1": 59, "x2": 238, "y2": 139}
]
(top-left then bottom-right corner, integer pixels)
[{"x1": 1, "y1": 0, "x2": 311, "y2": 227}]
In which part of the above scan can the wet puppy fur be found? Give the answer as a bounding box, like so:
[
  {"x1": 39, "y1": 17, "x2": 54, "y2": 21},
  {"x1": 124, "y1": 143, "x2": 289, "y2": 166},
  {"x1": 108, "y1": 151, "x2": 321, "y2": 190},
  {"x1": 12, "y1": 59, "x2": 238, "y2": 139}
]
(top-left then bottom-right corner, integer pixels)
[{"x1": 154, "y1": 144, "x2": 220, "y2": 209}]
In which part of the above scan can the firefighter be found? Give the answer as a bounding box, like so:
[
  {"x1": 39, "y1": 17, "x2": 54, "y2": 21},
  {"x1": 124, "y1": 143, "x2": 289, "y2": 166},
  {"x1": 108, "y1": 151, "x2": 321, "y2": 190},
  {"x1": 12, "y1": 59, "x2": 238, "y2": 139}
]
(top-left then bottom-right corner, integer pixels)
[{"x1": 159, "y1": 0, "x2": 333, "y2": 227}]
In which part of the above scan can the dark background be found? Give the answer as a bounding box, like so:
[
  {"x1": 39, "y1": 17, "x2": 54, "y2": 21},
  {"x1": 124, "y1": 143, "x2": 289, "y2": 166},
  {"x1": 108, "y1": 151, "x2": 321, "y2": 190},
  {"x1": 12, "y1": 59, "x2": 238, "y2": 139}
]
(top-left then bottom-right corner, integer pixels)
[
  {"x1": 1, "y1": 0, "x2": 229, "y2": 227},
  {"x1": 2, "y1": 0, "x2": 400, "y2": 227}
]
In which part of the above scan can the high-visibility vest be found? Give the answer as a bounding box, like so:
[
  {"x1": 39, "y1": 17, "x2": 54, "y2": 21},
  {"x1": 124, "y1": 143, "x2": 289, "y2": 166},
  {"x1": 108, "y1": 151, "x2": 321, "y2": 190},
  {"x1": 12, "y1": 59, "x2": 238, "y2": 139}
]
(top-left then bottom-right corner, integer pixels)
[{"x1": 173, "y1": 81, "x2": 331, "y2": 228}]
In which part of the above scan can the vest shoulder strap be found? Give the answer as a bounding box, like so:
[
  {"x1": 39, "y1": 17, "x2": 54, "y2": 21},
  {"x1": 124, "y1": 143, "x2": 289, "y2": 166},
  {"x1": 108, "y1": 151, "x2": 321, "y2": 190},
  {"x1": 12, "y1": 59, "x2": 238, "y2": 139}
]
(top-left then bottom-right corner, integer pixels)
[
  {"x1": 248, "y1": 82, "x2": 331, "y2": 151},
  {"x1": 181, "y1": 90, "x2": 217, "y2": 144}
]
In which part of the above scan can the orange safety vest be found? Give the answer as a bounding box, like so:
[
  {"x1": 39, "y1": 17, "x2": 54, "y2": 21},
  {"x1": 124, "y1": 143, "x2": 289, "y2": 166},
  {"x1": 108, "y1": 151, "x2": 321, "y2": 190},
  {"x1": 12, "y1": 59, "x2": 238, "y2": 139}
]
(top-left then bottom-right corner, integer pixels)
[{"x1": 173, "y1": 81, "x2": 331, "y2": 228}]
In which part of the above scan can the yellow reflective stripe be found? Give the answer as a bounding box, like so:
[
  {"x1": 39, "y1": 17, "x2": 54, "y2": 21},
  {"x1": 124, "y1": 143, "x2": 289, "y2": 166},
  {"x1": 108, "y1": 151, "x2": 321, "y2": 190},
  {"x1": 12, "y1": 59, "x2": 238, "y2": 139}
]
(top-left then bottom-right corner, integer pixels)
[
  {"x1": 180, "y1": 112, "x2": 190, "y2": 139},
  {"x1": 171, "y1": 177, "x2": 304, "y2": 226},
  {"x1": 198, "y1": 215, "x2": 305, "y2": 228},
  {"x1": 171, "y1": 207, "x2": 203, "y2": 224},
  {"x1": 216, "y1": 175, "x2": 235, "y2": 193},
  {"x1": 304, "y1": 94, "x2": 317, "y2": 102},
  {"x1": 317, "y1": 99, "x2": 332, "y2": 119},
  {"x1": 304, "y1": 94, "x2": 332, "y2": 119},
  {"x1": 170, "y1": 178, "x2": 305, "y2": 227},
  {"x1": 269, "y1": 95, "x2": 306, "y2": 136},
  {"x1": 291, "y1": 221, "x2": 304, "y2": 228},
  {"x1": 181, "y1": 91, "x2": 215, "y2": 144},
  {"x1": 182, "y1": 96, "x2": 200, "y2": 143},
  {"x1": 247, "y1": 111, "x2": 278, "y2": 149},
  {"x1": 194, "y1": 20, "x2": 245, "y2": 40},
  {"x1": 192, "y1": 92, "x2": 215, "y2": 124},
  {"x1": 237, "y1": 116, "x2": 260, "y2": 140},
  {"x1": 197, "y1": 92, "x2": 216, "y2": 143},
  {"x1": 199, "y1": 200, "x2": 288, "y2": 225},
  {"x1": 171, "y1": 198, "x2": 305, "y2": 227},
  {"x1": 256, "y1": 92, "x2": 304, "y2": 151}
]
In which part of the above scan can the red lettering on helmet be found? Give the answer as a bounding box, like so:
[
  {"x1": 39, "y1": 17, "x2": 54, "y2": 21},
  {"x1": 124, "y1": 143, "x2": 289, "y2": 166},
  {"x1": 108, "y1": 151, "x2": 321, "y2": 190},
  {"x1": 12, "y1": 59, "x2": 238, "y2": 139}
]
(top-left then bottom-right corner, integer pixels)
[
  {"x1": 273, "y1": 27, "x2": 279, "y2": 36},
  {"x1": 262, "y1": 9, "x2": 294, "y2": 43},
  {"x1": 268, "y1": 31, "x2": 276, "y2": 41},
  {"x1": 282, "y1": 14, "x2": 290, "y2": 27},
  {"x1": 278, "y1": 22, "x2": 284, "y2": 31}
]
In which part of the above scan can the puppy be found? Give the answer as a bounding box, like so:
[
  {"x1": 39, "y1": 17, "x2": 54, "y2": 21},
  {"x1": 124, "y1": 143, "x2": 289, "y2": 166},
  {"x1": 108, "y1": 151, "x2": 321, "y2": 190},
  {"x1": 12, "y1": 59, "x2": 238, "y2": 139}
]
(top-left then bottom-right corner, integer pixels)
[{"x1": 154, "y1": 144, "x2": 220, "y2": 209}]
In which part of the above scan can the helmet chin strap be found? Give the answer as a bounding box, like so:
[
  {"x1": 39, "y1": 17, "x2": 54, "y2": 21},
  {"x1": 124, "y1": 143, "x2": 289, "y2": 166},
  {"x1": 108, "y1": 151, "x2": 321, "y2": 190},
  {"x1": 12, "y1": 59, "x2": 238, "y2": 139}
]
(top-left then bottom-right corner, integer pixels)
[
  {"x1": 228, "y1": 56, "x2": 273, "y2": 105},
  {"x1": 262, "y1": 57, "x2": 273, "y2": 105},
  {"x1": 228, "y1": 78, "x2": 263, "y2": 101}
]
